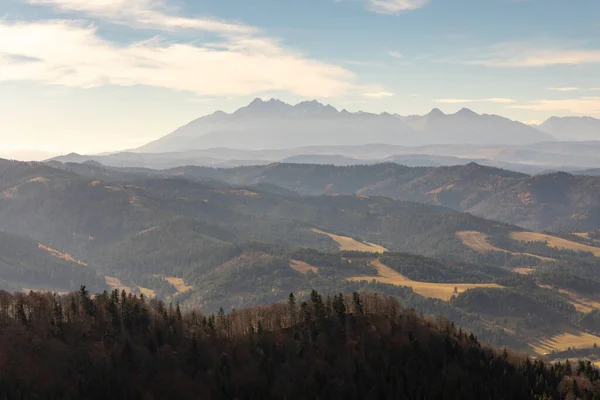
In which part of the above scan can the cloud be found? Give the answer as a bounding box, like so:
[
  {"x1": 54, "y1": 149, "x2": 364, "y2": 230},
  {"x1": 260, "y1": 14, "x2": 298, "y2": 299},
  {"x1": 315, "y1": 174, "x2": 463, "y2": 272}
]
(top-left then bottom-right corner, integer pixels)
[
  {"x1": 364, "y1": 91, "x2": 394, "y2": 98},
  {"x1": 366, "y1": 0, "x2": 430, "y2": 14},
  {"x1": 25, "y1": 0, "x2": 255, "y2": 34},
  {"x1": 548, "y1": 87, "x2": 580, "y2": 92},
  {"x1": 436, "y1": 98, "x2": 516, "y2": 104},
  {"x1": 388, "y1": 51, "x2": 403, "y2": 59},
  {"x1": 0, "y1": 0, "x2": 360, "y2": 98},
  {"x1": 0, "y1": 20, "x2": 355, "y2": 97},
  {"x1": 510, "y1": 98, "x2": 600, "y2": 115},
  {"x1": 548, "y1": 87, "x2": 600, "y2": 93},
  {"x1": 466, "y1": 42, "x2": 600, "y2": 67}
]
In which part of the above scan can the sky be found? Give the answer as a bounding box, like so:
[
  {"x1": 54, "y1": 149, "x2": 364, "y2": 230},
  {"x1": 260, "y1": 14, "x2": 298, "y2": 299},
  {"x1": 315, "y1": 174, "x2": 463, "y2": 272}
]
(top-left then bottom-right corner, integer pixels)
[{"x1": 1, "y1": 0, "x2": 600, "y2": 159}]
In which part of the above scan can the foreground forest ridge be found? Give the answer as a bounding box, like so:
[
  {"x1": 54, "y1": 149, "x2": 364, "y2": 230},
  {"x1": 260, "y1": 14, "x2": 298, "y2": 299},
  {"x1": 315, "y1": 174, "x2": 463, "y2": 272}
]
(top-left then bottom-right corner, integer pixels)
[{"x1": 2, "y1": 288, "x2": 600, "y2": 400}]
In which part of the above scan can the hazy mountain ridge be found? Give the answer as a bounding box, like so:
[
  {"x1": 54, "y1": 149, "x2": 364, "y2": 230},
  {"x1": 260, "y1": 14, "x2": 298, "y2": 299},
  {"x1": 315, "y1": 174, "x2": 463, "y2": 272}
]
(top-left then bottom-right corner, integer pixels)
[
  {"x1": 52, "y1": 140, "x2": 600, "y2": 174},
  {"x1": 135, "y1": 98, "x2": 556, "y2": 153},
  {"x1": 403, "y1": 107, "x2": 552, "y2": 145},
  {"x1": 539, "y1": 116, "x2": 600, "y2": 141}
]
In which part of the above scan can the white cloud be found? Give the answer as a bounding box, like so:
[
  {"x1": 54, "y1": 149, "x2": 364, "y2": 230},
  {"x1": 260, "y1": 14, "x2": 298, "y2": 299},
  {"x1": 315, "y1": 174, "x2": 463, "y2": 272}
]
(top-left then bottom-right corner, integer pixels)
[
  {"x1": 510, "y1": 98, "x2": 600, "y2": 115},
  {"x1": 436, "y1": 98, "x2": 516, "y2": 104},
  {"x1": 366, "y1": 0, "x2": 430, "y2": 14},
  {"x1": 548, "y1": 87, "x2": 580, "y2": 92},
  {"x1": 0, "y1": 0, "x2": 361, "y2": 98},
  {"x1": 466, "y1": 42, "x2": 600, "y2": 67},
  {"x1": 364, "y1": 91, "x2": 394, "y2": 98},
  {"x1": 548, "y1": 87, "x2": 600, "y2": 93},
  {"x1": 26, "y1": 0, "x2": 255, "y2": 34},
  {"x1": 388, "y1": 51, "x2": 403, "y2": 59}
]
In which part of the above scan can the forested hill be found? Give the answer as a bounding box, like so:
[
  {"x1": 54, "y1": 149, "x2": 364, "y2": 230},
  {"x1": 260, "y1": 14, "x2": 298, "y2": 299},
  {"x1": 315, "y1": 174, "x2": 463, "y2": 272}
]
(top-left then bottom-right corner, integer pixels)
[
  {"x1": 0, "y1": 158, "x2": 522, "y2": 268},
  {"x1": 7, "y1": 158, "x2": 600, "y2": 359},
  {"x1": 162, "y1": 162, "x2": 600, "y2": 232},
  {"x1": 0, "y1": 288, "x2": 597, "y2": 399},
  {"x1": 0, "y1": 231, "x2": 105, "y2": 293}
]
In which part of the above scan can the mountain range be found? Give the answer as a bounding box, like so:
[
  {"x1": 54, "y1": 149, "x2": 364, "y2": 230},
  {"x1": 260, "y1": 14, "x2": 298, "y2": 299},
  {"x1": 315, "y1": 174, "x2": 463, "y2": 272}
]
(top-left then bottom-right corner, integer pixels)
[
  {"x1": 49, "y1": 99, "x2": 600, "y2": 172},
  {"x1": 136, "y1": 98, "x2": 556, "y2": 153}
]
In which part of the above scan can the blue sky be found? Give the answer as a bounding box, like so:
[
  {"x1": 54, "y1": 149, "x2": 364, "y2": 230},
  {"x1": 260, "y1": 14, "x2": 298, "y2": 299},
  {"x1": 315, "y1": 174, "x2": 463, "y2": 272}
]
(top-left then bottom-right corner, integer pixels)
[{"x1": 1, "y1": 0, "x2": 600, "y2": 158}]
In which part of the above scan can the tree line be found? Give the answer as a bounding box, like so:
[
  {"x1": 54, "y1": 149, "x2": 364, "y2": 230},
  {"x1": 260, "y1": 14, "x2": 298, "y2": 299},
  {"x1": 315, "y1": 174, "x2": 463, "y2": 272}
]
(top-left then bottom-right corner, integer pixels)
[{"x1": 0, "y1": 287, "x2": 599, "y2": 399}]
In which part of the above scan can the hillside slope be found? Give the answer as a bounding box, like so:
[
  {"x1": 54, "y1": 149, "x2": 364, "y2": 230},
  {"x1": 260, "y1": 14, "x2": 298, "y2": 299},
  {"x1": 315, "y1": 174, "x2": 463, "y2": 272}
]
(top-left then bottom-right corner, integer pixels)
[
  {"x1": 165, "y1": 162, "x2": 600, "y2": 231},
  {"x1": 0, "y1": 231, "x2": 104, "y2": 292}
]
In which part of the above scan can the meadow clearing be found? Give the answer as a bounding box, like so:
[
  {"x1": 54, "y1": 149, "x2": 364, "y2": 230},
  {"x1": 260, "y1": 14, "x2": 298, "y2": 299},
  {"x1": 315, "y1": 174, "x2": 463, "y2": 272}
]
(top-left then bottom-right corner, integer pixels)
[
  {"x1": 348, "y1": 259, "x2": 502, "y2": 301},
  {"x1": 311, "y1": 229, "x2": 388, "y2": 253}
]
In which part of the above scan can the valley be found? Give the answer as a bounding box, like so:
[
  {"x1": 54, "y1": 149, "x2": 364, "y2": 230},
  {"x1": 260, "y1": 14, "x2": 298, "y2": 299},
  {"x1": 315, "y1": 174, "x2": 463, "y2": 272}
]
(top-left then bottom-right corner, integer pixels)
[{"x1": 2, "y1": 157, "x2": 600, "y2": 358}]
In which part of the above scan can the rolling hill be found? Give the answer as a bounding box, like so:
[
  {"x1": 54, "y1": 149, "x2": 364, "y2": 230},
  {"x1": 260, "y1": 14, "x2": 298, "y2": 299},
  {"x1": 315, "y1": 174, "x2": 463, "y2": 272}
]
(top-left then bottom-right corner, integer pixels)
[
  {"x1": 6, "y1": 158, "x2": 600, "y2": 356},
  {"x1": 162, "y1": 162, "x2": 600, "y2": 232},
  {"x1": 0, "y1": 230, "x2": 105, "y2": 293}
]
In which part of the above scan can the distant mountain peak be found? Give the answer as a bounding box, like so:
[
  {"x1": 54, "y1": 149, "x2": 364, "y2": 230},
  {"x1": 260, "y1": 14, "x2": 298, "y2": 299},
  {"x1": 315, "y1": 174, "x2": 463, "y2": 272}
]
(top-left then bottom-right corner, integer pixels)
[
  {"x1": 455, "y1": 108, "x2": 478, "y2": 117},
  {"x1": 296, "y1": 99, "x2": 323, "y2": 107},
  {"x1": 232, "y1": 97, "x2": 293, "y2": 117},
  {"x1": 248, "y1": 97, "x2": 264, "y2": 107},
  {"x1": 295, "y1": 99, "x2": 325, "y2": 110},
  {"x1": 294, "y1": 100, "x2": 339, "y2": 115},
  {"x1": 427, "y1": 108, "x2": 446, "y2": 117},
  {"x1": 208, "y1": 110, "x2": 228, "y2": 118}
]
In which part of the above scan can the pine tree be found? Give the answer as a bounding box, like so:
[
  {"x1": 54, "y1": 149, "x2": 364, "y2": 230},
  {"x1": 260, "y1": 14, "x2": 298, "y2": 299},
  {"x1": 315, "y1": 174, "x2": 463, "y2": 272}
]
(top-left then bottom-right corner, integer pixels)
[
  {"x1": 352, "y1": 291, "x2": 363, "y2": 314},
  {"x1": 288, "y1": 293, "x2": 297, "y2": 327},
  {"x1": 175, "y1": 303, "x2": 183, "y2": 321}
]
